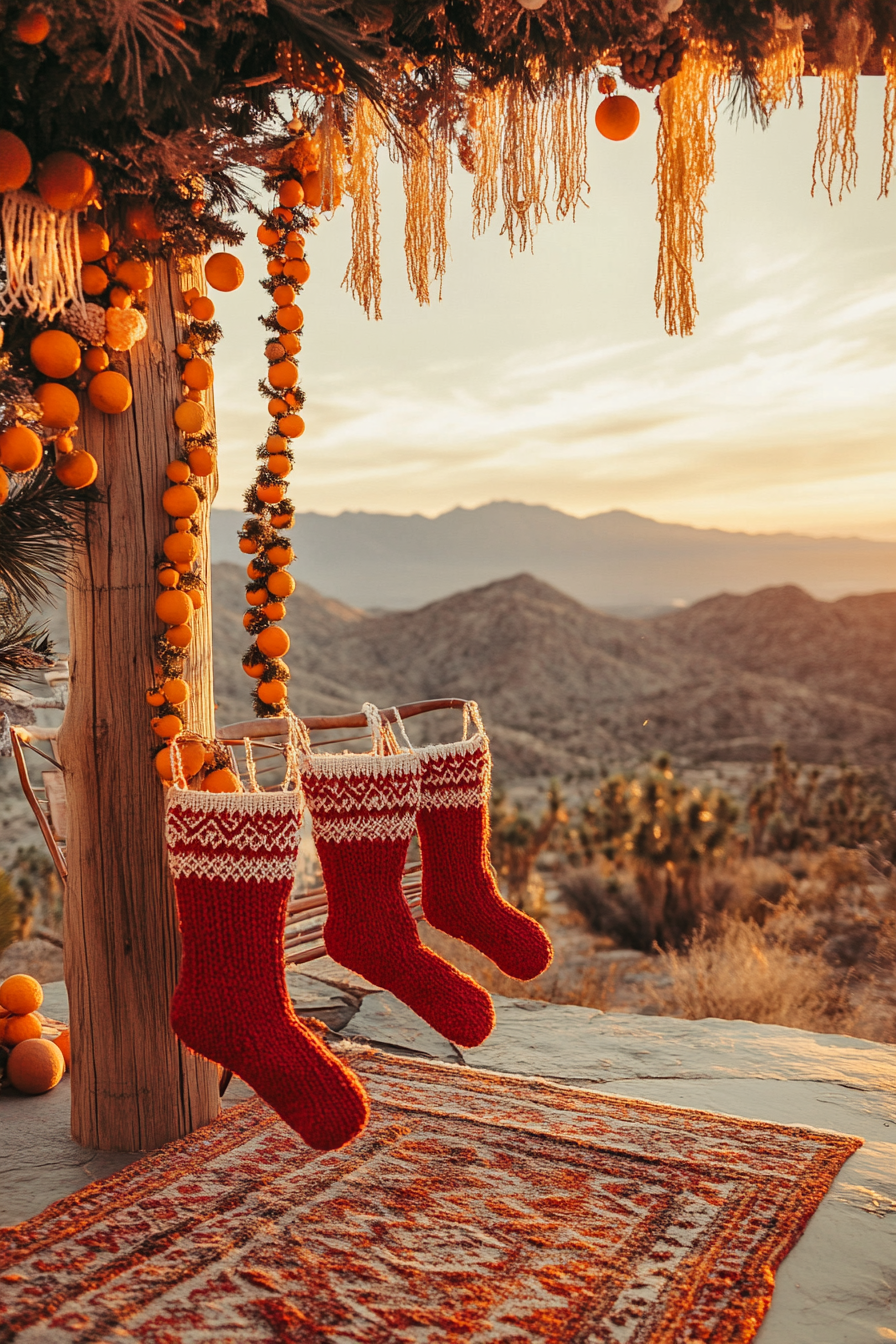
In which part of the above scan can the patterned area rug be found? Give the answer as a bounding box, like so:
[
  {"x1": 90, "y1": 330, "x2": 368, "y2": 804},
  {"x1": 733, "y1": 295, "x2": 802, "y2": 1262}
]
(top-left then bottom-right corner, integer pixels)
[{"x1": 0, "y1": 1047, "x2": 860, "y2": 1343}]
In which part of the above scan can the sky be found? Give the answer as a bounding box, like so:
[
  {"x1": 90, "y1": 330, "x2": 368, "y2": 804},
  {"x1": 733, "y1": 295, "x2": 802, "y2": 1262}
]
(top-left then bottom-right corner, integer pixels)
[{"x1": 210, "y1": 78, "x2": 896, "y2": 540}]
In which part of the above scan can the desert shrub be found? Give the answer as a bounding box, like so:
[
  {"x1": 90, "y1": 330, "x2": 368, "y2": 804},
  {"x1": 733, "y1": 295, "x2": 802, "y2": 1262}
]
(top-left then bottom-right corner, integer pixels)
[
  {"x1": 749, "y1": 745, "x2": 895, "y2": 858},
  {"x1": 559, "y1": 867, "x2": 655, "y2": 952},
  {"x1": 657, "y1": 914, "x2": 854, "y2": 1034},
  {"x1": 560, "y1": 757, "x2": 738, "y2": 948},
  {"x1": 489, "y1": 781, "x2": 566, "y2": 914}
]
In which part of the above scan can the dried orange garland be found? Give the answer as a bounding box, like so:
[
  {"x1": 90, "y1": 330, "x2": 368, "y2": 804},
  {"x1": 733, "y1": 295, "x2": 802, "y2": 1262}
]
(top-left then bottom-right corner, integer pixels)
[
  {"x1": 147, "y1": 251, "x2": 245, "y2": 792},
  {"x1": 238, "y1": 159, "x2": 312, "y2": 717}
]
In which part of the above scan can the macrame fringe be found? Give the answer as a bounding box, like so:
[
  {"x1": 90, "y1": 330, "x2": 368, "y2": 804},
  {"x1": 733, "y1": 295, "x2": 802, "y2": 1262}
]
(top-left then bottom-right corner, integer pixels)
[
  {"x1": 400, "y1": 122, "x2": 451, "y2": 306},
  {"x1": 811, "y1": 16, "x2": 871, "y2": 204},
  {"x1": 654, "y1": 40, "x2": 732, "y2": 338},
  {"x1": 881, "y1": 41, "x2": 896, "y2": 198},
  {"x1": 317, "y1": 96, "x2": 346, "y2": 213},
  {"x1": 0, "y1": 191, "x2": 87, "y2": 321},
  {"x1": 342, "y1": 95, "x2": 386, "y2": 319},
  {"x1": 469, "y1": 72, "x2": 589, "y2": 254},
  {"x1": 756, "y1": 26, "x2": 804, "y2": 115}
]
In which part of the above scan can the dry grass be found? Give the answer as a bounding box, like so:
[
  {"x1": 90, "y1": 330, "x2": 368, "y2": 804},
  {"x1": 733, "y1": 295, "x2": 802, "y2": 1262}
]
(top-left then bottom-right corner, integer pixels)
[
  {"x1": 654, "y1": 914, "x2": 855, "y2": 1034},
  {"x1": 420, "y1": 921, "x2": 618, "y2": 1011}
]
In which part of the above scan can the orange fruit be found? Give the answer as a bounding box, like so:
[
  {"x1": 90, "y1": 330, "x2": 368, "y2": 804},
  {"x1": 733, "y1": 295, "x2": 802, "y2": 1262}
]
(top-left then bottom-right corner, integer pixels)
[
  {"x1": 0, "y1": 467, "x2": 8, "y2": 506},
  {"x1": 278, "y1": 414, "x2": 305, "y2": 438},
  {"x1": 15, "y1": 11, "x2": 51, "y2": 44},
  {"x1": 31, "y1": 330, "x2": 81, "y2": 379},
  {"x1": 152, "y1": 713, "x2": 184, "y2": 740},
  {"x1": 78, "y1": 221, "x2": 109, "y2": 262},
  {"x1": 154, "y1": 740, "x2": 205, "y2": 780},
  {"x1": 163, "y1": 532, "x2": 198, "y2": 564},
  {"x1": 80, "y1": 264, "x2": 108, "y2": 295},
  {"x1": 190, "y1": 296, "x2": 215, "y2": 321},
  {"x1": 54, "y1": 1027, "x2": 71, "y2": 1069},
  {"x1": 55, "y1": 449, "x2": 97, "y2": 489},
  {"x1": 266, "y1": 544, "x2": 294, "y2": 566},
  {"x1": 204, "y1": 768, "x2": 242, "y2": 793},
  {"x1": 272, "y1": 283, "x2": 296, "y2": 307},
  {"x1": 174, "y1": 401, "x2": 206, "y2": 435},
  {"x1": 275, "y1": 306, "x2": 303, "y2": 332},
  {"x1": 0, "y1": 974, "x2": 43, "y2": 1015},
  {"x1": 166, "y1": 460, "x2": 191, "y2": 484},
  {"x1": 256, "y1": 482, "x2": 285, "y2": 504},
  {"x1": 266, "y1": 570, "x2": 296, "y2": 598},
  {"x1": 288, "y1": 258, "x2": 310, "y2": 285},
  {"x1": 6, "y1": 1038, "x2": 65, "y2": 1094},
  {"x1": 182, "y1": 358, "x2": 213, "y2": 391},
  {"x1": 162, "y1": 677, "x2": 190, "y2": 705},
  {"x1": 162, "y1": 484, "x2": 199, "y2": 518},
  {"x1": 116, "y1": 259, "x2": 153, "y2": 291},
  {"x1": 262, "y1": 601, "x2": 286, "y2": 621},
  {"x1": 267, "y1": 397, "x2": 288, "y2": 417},
  {"x1": 84, "y1": 346, "x2": 109, "y2": 373},
  {"x1": 0, "y1": 130, "x2": 32, "y2": 191},
  {"x1": 125, "y1": 201, "x2": 162, "y2": 241},
  {"x1": 2, "y1": 1012, "x2": 43, "y2": 1046},
  {"x1": 36, "y1": 382, "x2": 79, "y2": 429},
  {"x1": 165, "y1": 624, "x2": 193, "y2": 649},
  {"x1": 268, "y1": 360, "x2": 298, "y2": 388},
  {"x1": 279, "y1": 179, "x2": 304, "y2": 208},
  {"x1": 265, "y1": 454, "x2": 291, "y2": 478},
  {"x1": 88, "y1": 370, "x2": 133, "y2": 414},
  {"x1": 156, "y1": 589, "x2": 193, "y2": 625},
  {"x1": 205, "y1": 253, "x2": 244, "y2": 292},
  {"x1": 256, "y1": 625, "x2": 290, "y2": 658},
  {"x1": 187, "y1": 447, "x2": 214, "y2": 477},
  {"x1": 258, "y1": 680, "x2": 287, "y2": 705},
  {"x1": 37, "y1": 151, "x2": 95, "y2": 212},
  {"x1": 595, "y1": 95, "x2": 641, "y2": 141},
  {"x1": 0, "y1": 425, "x2": 43, "y2": 473}
]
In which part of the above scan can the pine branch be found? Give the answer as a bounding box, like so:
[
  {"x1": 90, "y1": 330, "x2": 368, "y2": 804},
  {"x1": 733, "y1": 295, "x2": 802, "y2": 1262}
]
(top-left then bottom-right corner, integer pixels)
[
  {"x1": 0, "y1": 468, "x2": 95, "y2": 611},
  {"x1": 0, "y1": 602, "x2": 55, "y2": 693}
]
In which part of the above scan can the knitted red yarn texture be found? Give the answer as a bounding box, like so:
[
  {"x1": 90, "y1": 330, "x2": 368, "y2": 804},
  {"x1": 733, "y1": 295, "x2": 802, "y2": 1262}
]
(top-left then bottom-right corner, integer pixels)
[
  {"x1": 301, "y1": 753, "x2": 496, "y2": 1048},
  {"x1": 166, "y1": 790, "x2": 369, "y2": 1151},
  {"x1": 418, "y1": 738, "x2": 553, "y2": 982}
]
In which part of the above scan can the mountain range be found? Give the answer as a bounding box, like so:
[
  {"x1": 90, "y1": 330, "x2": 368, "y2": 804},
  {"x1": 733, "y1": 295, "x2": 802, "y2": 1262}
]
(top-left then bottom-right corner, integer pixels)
[
  {"x1": 209, "y1": 502, "x2": 896, "y2": 613},
  {"x1": 211, "y1": 570, "x2": 896, "y2": 781}
]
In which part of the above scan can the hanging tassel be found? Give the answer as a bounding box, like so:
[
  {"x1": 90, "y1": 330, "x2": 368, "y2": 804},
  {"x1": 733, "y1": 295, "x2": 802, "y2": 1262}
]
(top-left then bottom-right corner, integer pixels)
[
  {"x1": 654, "y1": 40, "x2": 732, "y2": 338},
  {"x1": 429, "y1": 128, "x2": 450, "y2": 300},
  {"x1": 0, "y1": 191, "x2": 87, "y2": 321},
  {"x1": 402, "y1": 126, "x2": 433, "y2": 305},
  {"x1": 500, "y1": 79, "x2": 548, "y2": 255},
  {"x1": 550, "y1": 70, "x2": 590, "y2": 220},
  {"x1": 471, "y1": 84, "x2": 502, "y2": 238},
  {"x1": 342, "y1": 95, "x2": 387, "y2": 319},
  {"x1": 880, "y1": 40, "x2": 895, "y2": 198},
  {"x1": 756, "y1": 25, "x2": 804, "y2": 115},
  {"x1": 812, "y1": 15, "x2": 871, "y2": 204},
  {"x1": 316, "y1": 96, "x2": 346, "y2": 213}
]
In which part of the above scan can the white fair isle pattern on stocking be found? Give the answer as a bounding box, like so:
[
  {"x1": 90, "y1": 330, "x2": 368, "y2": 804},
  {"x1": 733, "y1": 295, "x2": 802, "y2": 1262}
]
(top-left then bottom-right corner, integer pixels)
[
  {"x1": 165, "y1": 789, "x2": 303, "y2": 885},
  {"x1": 300, "y1": 752, "x2": 421, "y2": 843}
]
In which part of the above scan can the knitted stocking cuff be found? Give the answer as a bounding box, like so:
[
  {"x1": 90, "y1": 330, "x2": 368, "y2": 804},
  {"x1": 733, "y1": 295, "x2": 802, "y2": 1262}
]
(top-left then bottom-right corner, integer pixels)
[
  {"x1": 166, "y1": 788, "x2": 303, "y2": 883},
  {"x1": 417, "y1": 733, "x2": 490, "y2": 810},
  {"x1": 300, "y1": 750, "x2": 421, "y2": 841}
]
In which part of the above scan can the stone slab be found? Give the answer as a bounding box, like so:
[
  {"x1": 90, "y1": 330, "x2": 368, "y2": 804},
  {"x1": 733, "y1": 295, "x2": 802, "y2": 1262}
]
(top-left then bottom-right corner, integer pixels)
[{"x1": 339, "y1": 990, "x2": 462, "y2": 1062}]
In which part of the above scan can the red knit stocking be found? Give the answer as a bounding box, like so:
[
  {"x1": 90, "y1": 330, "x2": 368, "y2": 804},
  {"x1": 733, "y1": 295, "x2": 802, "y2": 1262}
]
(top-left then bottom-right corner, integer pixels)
[
  {"x1": 165, "y1": 788, "x2": 369, "y2": 1151},
  {"x1": 417, "y1": 706, "x2": 553, "y2": 981},
  {"x1": 300, "y1": 744, "x2": 496, "y2": 1049}
]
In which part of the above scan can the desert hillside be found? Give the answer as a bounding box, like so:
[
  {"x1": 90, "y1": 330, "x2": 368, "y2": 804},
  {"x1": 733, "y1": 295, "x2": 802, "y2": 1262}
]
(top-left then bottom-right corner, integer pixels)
[
  {"x1": 211, "y1": 569, "x2": 896, "y2": 778},
  {"x1": 209, "y1": 503, "x2": 896, "y2": 612}
]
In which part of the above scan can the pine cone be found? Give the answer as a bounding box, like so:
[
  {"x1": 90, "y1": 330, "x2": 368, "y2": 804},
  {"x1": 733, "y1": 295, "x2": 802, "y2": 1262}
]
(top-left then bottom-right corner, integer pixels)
[
  {"x1": 62, "y1": 302, "x2": 106, "y2": 345},
  {"x1": 275, "y1": 43, "x2": 345, "y2": 96},
  {"x1": 620, "y1": 25, "x2": 688, "y2": 91}
]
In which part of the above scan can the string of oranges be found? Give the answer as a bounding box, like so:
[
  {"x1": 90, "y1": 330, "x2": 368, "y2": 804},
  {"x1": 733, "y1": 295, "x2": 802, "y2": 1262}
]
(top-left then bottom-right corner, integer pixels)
[
  {"x1": 238, "y1": 171, "x2": 310, "y2": 717},
  {"x1": 148, "y1": 251, "x2": 245, "y2": 792}
]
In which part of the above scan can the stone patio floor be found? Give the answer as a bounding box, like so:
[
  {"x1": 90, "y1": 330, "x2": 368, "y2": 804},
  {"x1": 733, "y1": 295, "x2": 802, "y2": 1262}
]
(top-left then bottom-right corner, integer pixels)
[{"x1": 1, "y1": 964, "x2": 894, "y2": 1343}]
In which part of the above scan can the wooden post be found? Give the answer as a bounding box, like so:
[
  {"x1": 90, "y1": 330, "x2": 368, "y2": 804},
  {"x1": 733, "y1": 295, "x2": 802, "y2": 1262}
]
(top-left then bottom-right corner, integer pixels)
[{"x1": 57, "y1": 253, "x2": 220, "y2": 1151}]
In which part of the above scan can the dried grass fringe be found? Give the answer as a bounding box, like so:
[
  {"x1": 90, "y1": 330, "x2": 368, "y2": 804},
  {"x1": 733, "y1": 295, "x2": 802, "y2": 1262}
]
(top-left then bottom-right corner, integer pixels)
[
  {"x1": 654, "y1": 40, "x2": 732, "y2": 338},
  {"x1": 812, "y1": 15, "x2": 871, "y2": 204},
  {"x1": 881, "y1": 41, "x2": 896, "y2": 198},
  {"x1": 343, "y1": 95, "x2": 387, "y2": 319},
  {"x1": 470, "y1": 74, "x2": 589, "y2": 253},
  {"x1": 756, "y1": 27, "x2": 804, "y2": 115},
  {"x1": 400, "y1": 122, "x2": 450, "y2": 306}
]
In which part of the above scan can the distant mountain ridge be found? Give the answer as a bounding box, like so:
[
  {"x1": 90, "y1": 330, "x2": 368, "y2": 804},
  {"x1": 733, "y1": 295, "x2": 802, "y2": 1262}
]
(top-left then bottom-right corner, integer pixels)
[
  {"x1": 209, "y1": 502, "x2": 896, "y2": 612},
  {"x1": 211, "y1": 570, "x2": 896, "y2": 779}
]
